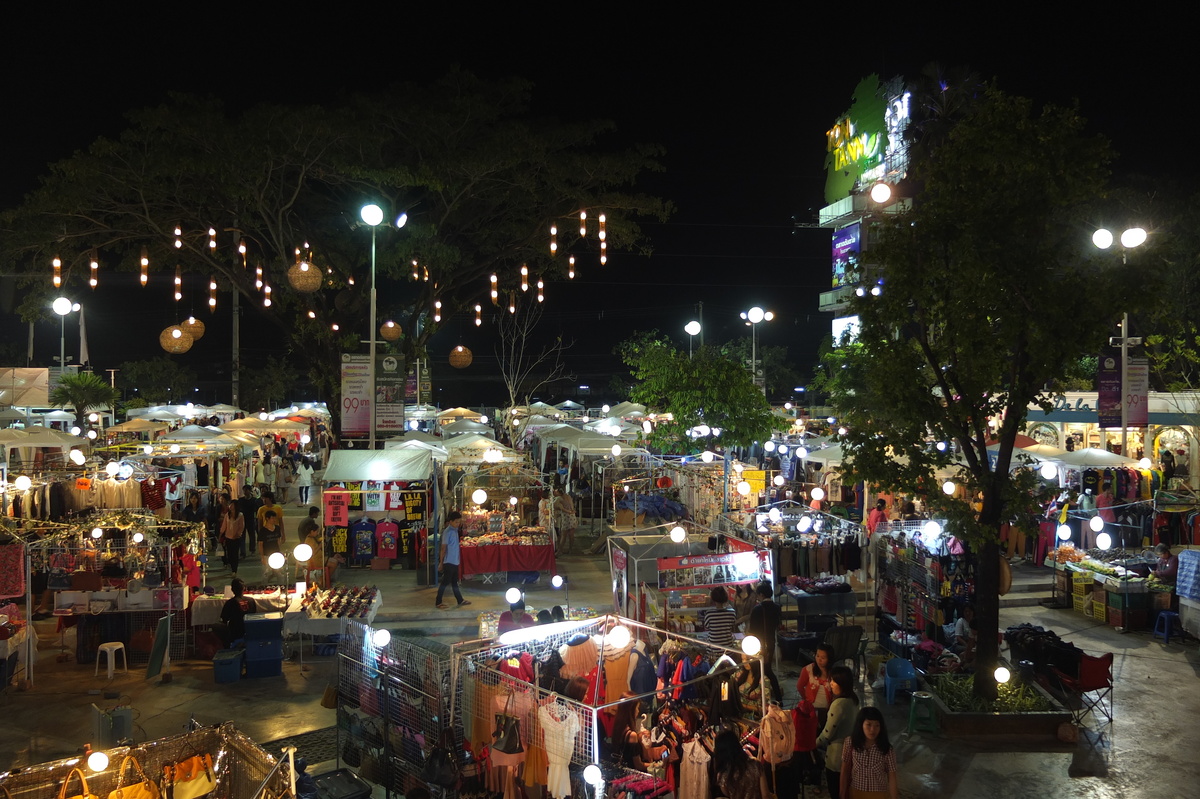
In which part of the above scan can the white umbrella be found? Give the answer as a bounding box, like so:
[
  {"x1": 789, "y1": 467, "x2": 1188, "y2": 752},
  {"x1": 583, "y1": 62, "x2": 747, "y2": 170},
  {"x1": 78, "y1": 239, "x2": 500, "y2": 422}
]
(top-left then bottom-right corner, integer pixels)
[{"x1": 1054, "y1": 448, "x2": 1139, "y2": 468}]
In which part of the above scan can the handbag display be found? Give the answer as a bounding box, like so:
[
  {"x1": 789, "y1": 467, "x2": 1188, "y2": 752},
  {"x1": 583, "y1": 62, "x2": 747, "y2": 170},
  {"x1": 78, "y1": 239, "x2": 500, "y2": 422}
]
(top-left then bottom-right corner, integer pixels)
[
  {"x1": 48, "y1": 570, "x2": 73, "y2": 590},
  {"x1": 60, "y1": 768, "x2": 100, "y2": 799},
  {"x1": 162, "y1": 753, "x2": 216, "y2": 799},
  {"x1": 107, "y1": 756, "x2": 161, "y2": 799},
  {"x1": 491, "y1": 693, "x2": 524, "y2": 755}
]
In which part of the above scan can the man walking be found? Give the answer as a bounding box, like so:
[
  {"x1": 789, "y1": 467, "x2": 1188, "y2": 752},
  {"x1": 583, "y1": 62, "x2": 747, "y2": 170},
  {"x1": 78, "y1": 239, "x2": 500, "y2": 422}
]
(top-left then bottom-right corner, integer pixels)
[
  {"x1": 747, "y1": 581, "x2": 783, "y2": 701},
  {"x1": 435, "y1": 511, "x2": 471, "y2": 609}
]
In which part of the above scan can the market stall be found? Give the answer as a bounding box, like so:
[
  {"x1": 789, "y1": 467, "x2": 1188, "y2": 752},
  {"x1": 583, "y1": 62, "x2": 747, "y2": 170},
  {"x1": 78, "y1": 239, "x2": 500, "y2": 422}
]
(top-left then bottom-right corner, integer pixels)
[
  {"x1": 450, "y1": 614, "x2": 781, "y2": 799},
  {"x1": 322, "y1": 449, "x2": 434, "y2": 579},
  {"x1": 0, "y1": 722, "x2": 286, "y2": 799},
  {"x1": 606, "y1": 528, "x2": 772, "y2": 626}
]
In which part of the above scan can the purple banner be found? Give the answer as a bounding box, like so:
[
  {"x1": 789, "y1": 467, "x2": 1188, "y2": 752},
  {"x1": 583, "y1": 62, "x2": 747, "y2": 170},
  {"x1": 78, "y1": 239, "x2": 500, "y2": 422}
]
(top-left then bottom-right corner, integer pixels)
[
  {"x1": 831, "y1": 222, "x2": 861, "y2": 288},
  {"x1": 1097, "y1": 351, "x2": 1121, "y2": 428}
]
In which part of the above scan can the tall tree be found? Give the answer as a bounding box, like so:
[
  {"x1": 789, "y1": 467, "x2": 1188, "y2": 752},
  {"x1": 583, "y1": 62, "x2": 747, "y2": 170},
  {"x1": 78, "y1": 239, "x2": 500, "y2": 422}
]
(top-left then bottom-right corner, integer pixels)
[
  {"x1": 718, "y1": 338, "x2": 803, "y2": 397},
  {"x1": 0, "y1": 70, "x2": 671, "y2": 427},
  {"x1": 815, "y1": 86, "x2": 1146, "y2": 698},
  {"x1": 619, "y1": 332, "x2": 778, "y2": 453},
  {"x1": 48, "y1": 371, "x2": 119, "y2": 425},
  {"x1": 494, "y1": 300, "x2": 574, "y2": 410},
  {"x1": 241, "y1": 355, "x2": 300, "y2": 413}
]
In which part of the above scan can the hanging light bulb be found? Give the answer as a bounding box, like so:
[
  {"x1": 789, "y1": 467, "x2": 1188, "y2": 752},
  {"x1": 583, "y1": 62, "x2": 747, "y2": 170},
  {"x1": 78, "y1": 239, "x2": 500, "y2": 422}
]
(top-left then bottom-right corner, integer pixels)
[
  {"x1": 598, "y1": 213, "x2": 606, "y2": 240},
  {"x1": 238, "y1": 241, "x2": 247, "y2": 256},
  {"x1": 537, "y1": 279, "x2": 544, "y2": 303},
  {"x1": 520, "y1": 264, "x2": 529, "y2": 292},
  {"x1": 307, "y1": 310, "x2": 316, "y2": 319},
  {"x1": 331, "y1": 323, "x2": 340, "y2": 331},
  {"x1": 174, "y1": 265, "x2": 182, "y2": 301},
  {"x1": 412, "y1": 259, "x2": 419, "y2": 280},
  {"x1": 508, "y1": 293, "x2": 516, "y2": 314},
  {"x1": 568, "y1": 255, "x2": 576, "y2": 279},
  {"x1": 550, "y1": 224, "x2": 557, "y2": 254},
  {"x1": 89, "y1": 253, "x2": 99, "y2": 288},
  {"x1": 475, "y1": 304, "x2": 482, "y2": 326},
  {"x1": 433, "y1": 299, "x2": 442, "y2": 323},
  {"x1": 174, "y1": 224, "x2": 183, "y2": 248},
  {"x1": 209, "y1": 276, "x2": 217, "y2": 310},
  {"x1": 208, "y1": 227, "x2": 217, "y2": 250},
  {"x1": 579, "y1": 210, "x2": 587, "y2": 237},
  {"x1": 490, "y1": 273, "x2": 498, "y2": 305},
  {"x1": 140, "y1": 247, "x2": 149, "y2": 285},
  {"x1": 263, "y1": 283, "x2": 272, "y2": 307},
  {"x1": 600, "y1": 238, "x2": 607, "y2": 266},
  {"x1": 52, "y1": 256, "x2": 61, "y2": 288},
  {"x1": 422, "y1": 265, "x2": 429, "y2": 282},
  {"x1": 255, "y1": 264, "x2": 263, "y2": 289}
]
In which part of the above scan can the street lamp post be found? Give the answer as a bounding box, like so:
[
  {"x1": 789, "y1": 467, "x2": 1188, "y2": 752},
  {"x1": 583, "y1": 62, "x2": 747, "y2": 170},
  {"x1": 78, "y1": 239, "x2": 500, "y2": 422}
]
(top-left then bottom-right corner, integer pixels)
[
  {"x1": 739, "y1": 306, "x2": 773, "y2": 393},
  {"x1": 1093, "y1": 227, "x2": 1147, "y2": 457},
  {"x1": 360, "y1": 204, "x2": 384, "y2": 450},
  {"x1": 684, "y1": 320, "x2": 701, "y2": 358},
  {"x1": 52, "y1": 297, "x2": 80, "y2": 372}
]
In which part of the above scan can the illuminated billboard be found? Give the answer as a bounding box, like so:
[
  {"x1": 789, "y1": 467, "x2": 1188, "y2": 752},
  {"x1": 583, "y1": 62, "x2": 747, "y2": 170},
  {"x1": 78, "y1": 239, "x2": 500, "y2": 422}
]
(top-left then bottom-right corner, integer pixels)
[
  {"x1": 824, "y1": 75, "x2": 911, "y2": 204},
  {"x1": 832, "y1": 222, "x2": 861, "y2": 288}
]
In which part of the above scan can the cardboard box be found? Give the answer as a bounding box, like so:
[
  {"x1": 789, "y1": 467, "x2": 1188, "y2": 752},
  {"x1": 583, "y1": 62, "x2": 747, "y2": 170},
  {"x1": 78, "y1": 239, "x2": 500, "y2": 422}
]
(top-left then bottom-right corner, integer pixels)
[{"x1": 371, "y1": 557, "x2": 391, "y2": 570}]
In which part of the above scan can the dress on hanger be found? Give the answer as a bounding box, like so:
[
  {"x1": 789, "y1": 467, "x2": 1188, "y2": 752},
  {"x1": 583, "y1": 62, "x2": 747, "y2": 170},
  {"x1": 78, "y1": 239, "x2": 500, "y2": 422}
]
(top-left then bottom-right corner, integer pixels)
[
  {"x1": 538, "y1": 703, "x2": 579, "y2": 799},
  {"x1": 678, "y1": 738, "x2": 711, "y2": 799}
]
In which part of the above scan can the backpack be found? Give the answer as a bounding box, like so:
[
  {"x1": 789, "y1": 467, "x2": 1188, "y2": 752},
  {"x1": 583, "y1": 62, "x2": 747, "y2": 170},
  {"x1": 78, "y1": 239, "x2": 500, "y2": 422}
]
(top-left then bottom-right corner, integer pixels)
[
  {"x1": 760, "y1": 705, "x2": 795, "y2": 764},
  {"x1": 629, "y1": 648, "x2": 657, "y2": 695}
]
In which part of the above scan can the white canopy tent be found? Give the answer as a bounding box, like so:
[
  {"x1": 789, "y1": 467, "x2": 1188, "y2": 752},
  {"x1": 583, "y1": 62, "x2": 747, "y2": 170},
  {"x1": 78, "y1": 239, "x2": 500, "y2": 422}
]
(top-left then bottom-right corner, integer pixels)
[
  {"x1": 160, "y1": 424, "x2": 225, "y2": 441},
  {"x1": 437, "y1": 406, "x2": 483, "y2": 421},
  {"x1": 323, "y1": 448, "x2": 434, "y2": 482},
  {"x1": 608, "y1": 401, "x2": 647, "y2": 417},
  {"x1": 109, "y1": 417, "x2": 169, "y2": 433},
  {"x1": 441, "y1": 419, "x2": 493, "y2": 436},
  {"x1": 1053, "y1": 447, "x2": 1140, "y2": 469},
  {"x1": 383, "y1": 438, "x2": 450, "y2": 461}
]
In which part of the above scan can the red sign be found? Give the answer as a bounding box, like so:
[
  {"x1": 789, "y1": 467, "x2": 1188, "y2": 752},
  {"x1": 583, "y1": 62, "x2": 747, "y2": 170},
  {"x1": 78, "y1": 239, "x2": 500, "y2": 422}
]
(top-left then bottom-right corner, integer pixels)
[
  {"x1": 324, "y1": 489, "x2": 350, "y2": 526},
  {"x1": 613, "y1": 548, "x2": 627, "y2": 571}
]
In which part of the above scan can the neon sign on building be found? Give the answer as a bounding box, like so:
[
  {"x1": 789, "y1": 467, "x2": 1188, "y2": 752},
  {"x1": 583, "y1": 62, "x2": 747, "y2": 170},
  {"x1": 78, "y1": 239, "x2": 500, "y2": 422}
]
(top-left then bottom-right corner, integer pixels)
[{"x1": 823, "y1": 75, "x2": 910, "y2": 204}]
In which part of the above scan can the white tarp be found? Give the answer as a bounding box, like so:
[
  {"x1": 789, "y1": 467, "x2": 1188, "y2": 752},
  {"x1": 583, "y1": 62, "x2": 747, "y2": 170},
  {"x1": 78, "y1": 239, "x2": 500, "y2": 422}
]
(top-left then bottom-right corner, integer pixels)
[{"x1": 323, "y1": 448, "x2": 434, "y2": 482}]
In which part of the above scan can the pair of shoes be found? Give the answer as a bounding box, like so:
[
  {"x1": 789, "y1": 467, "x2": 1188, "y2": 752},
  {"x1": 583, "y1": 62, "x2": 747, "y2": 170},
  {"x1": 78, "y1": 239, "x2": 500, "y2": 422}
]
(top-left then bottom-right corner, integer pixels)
[
  {"x1": 458, "y1": 600, "x2": 472, "y2": 606},
  {"x1": 436, "y1": 603, "x2": 449, "y2": 609}
]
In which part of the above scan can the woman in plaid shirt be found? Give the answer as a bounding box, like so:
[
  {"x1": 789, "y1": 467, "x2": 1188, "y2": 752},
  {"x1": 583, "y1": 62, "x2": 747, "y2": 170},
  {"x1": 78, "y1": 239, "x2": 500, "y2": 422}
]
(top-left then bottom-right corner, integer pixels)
[{"x1": 840, "y1": 706, "x2": 899, "y2": 799}]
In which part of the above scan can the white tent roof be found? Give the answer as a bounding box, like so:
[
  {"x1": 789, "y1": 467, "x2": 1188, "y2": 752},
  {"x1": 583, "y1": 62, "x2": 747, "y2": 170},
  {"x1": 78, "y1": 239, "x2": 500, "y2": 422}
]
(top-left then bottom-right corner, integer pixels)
[
  {"x1": 522, "y1": 415, "x2": 558, "y2": 426},
  {"x1": 390, "y1": 430, "x2": 440, "y2": 442},
  {"x1": 608, "y1": 401, "x2": 647, "y2": 417},
  {"x1": 142, "y1": 409, "x2": 184, "y2": 421},
  {"x1": 39, "y1": 410, "x2": 76, "y2": 422},
  {"x1": 160, "y1": 424, "x2": 224, "y2": 441},
  {"x1": 804, "y1": 445, "x2": 847, "y2": 465},
  {"x1": 437, "y1": 406, "x2": 483, "y2": 420},
  {"x1": 383, "y1": 439, "x2": 449, "y2": 460},
  {"x1": 1053, "y1": 448, "x2": 1140, "y2": 468},
  {"x1": 554, "y1": 400, "x2": 584, "y2": 410},
  {"x1": 528, "y1": 402, "x2": 557, "y2": 413},
  {"x1": 205, "y1": 403, "x2": 244, "y2": 414},
  {"x1": 0, "y1": 408, "x2": 29, "y2": 422},
  {"x1": 220, "y1": 418, "x2": 275, "y2": 432},
  {"x1": 323, "y1": 449, "x2": 433, "y2": 482},
  {"x1": 442, "y1": 433, "x2": 507, "y2": 451},
  {"x1": 109, "y1": 418, "x2": 169, "y2": 433},
  {"x1": 441, "y1": 419, "x2": 492, "y2": 434},
  {"x1": 405, "y1": 404, "x2": 441, "y2": 420}
]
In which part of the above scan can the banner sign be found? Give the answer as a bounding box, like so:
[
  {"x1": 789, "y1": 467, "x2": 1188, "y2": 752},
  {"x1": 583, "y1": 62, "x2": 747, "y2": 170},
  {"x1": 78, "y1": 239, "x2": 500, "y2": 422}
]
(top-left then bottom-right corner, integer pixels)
[
  {"x1": 831, "y1": 223, "x2": 861, "y2": 288},
  {"x1": 324, "y1": 488, "x2": 351, "y2": 526},
  {"x1": 1127, "y1": 357, "x2": 1149, "y2": 427},
  {"x1": 375, "y1": 354, "x2": 405, "y2": 434},
  {"x1": 340, "y1": 354, "x2": 371, "y2": 437},
  {"x1": 1097, "y1": 351, "x2": 1122, "y2": 429},
  {"x1": 655, "y1": 550, "x2": 770, "y2": 588}
]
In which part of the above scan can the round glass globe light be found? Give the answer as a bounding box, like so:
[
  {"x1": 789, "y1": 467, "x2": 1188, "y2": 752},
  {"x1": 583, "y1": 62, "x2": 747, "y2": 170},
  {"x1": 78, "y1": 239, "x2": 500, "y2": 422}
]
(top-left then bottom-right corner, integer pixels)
[
  {"x1": 796, "y1": 447, "x2": 808, "y2": 458},
  {"x1": 86, "y1": 429, "x2": 97, "y2": 440},
  {"x1": 1096, "y1": 532, "x2": 1112, "y2": 550},
  {"x1": 747, "y1": 307, "x2": 765, "y2": 324},
  {"x1": 70, "y1": 426, "x2": 81, "y2": 436},
  {"x1": 764, "y1": 440, "x2": 776, "y2": 452},
  {"x1": 583, "y1": 765, "x2": 603, "y2": 786},
  {"x1": 768, "y1": 507, "x2": 782, "y2": 523},
  {"x1": 942, "y1": 480, "x2": 956, "y2": 495},
  {"x1": 685, "y1": 321, "x2": 701, "y2": 336},
  {"x1": 471, "y1": 489, "x2": 488, "y2": 505},
  {"x1": 773, "y1": 475, "x2": 785, "y2": 486},
  {"x1": 701, "y1": 451, "x2": 714, "y2": 463},
  {"x1": 922, "y1": 520, "x2": 943, "y2": 537},
  {"x1": 509, "y1": 496, "x2": 519, "y2": 505},
  {"x1": 1092, "y1": 228, "x2": 1114, "y2": 249},
  {"x1": 360, "y1": 204, "x2": 384, "y2": 226},
  {"x1": 669, "y1": 526, "x2": 687, "y2": 543},
  {"x1": 132, "y1": 532, "x2": 144, "y2": 544},
  {"x1": 372, "y1": 628, "x2": 391, "y2": 647},
  {"x1": 70, "y1": 449, "x2": 86, "y2": 465},
  {"x1": 143, "y1": 445, "x2": 153, "y2": 454},
  {"x1": 1088, "y1": 515, "x2": 1105, "y2": 532},
  {"x1": 1138, "y1": 457, "x2": 1152, "y2": 469},
  {"x1": 796, "y1": 516, "x2": 813, "y2": 533},
  {"x1": 736, "y1": 481, "x2": 752, "y2": 496},
  {"x1": 741, "y1": 635, "x2": 762, "y2": 656},
  {"x1": 994, "y1": 666, "x2": 1011, "y2": 684},
  {"x1": 551, "y1": 575, "x2": 564, "y2": 588},
  {"x1": 14, "y1": 475, "x2": 32, "y2": 491},
  {"x1": 52, "y1": 296, "x2": 73, "y2": 315},
  {"x1": 87, "y1": 750, "x2": 109, "y2": 772},
  {"x1": 611, "y1": 444, "x2": 622, "y2": 456},
  {"x1": 105, "y1": 461, "x2": 120, "y2": 476},
  {"x1": 1040, "y1": 462, "x2": 1057, "y2": 479},
  {"x1": 91, "y1": 527, "x2": 103, "y2": 539},
  {"x1": 505, "y1": 587, "x2": 523, "y2": 604},
  {"x1": 1057, "y1": 524, "x2": 1072, "y2": 541},
  {"x1": 870, "y1": 182, "x2": 892, "y2": 203},
  {"x1": 294, "y1": 543, "x2": 314, "y2": 562},
  {"x1": 810, "y1": 487, "x2": 825, "y2": 501},
  {"x1": 607, "y1": 624, "x2": 631, "y2": 649},
  {"x1": 169, "y1": 444, "x2": 180, "y2": 454},
  {"x1": 301, "y1": 434, "x2": 311, "y2": 444},
  {"x1": 268, "y1": 552, "x2": 286, "y2": 570},
  {"x1": 1121, "y1": 227, "x2": 1147, "y2": 248}
]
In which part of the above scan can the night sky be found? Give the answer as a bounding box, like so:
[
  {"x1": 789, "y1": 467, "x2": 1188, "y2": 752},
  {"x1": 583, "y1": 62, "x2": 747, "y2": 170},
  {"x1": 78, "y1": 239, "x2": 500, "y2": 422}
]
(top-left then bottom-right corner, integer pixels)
[{"x1": 0, "y1": 10, "x2": 1183, "y2": 409}]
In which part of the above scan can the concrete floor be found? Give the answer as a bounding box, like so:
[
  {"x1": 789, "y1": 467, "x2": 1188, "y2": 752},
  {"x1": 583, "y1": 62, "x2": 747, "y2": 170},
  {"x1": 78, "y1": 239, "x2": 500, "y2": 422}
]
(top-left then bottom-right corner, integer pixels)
[{"x1": 4, "y1": 511, "x2": 1200, "y2": 799}]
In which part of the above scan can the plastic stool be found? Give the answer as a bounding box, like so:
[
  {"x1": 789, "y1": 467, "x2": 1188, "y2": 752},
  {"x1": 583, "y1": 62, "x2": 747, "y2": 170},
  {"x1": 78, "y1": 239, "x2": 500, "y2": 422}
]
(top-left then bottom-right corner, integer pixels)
[
  {"x1": 907, "y1": 690, "x2": 939, "y2": 734},
  {"x1": 95, "y1": 642, "x2": 128, "y2": 679},
  {"x1": 1154, "y1": 611, "x2": 1180, "y2": 644}
]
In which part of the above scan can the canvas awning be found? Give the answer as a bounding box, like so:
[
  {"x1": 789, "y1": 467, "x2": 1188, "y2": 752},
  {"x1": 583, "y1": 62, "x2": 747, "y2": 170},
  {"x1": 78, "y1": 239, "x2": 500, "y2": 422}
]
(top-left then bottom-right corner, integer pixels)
[{"x1": 323, "y1": 448, "x2": 434, "y2": 482}]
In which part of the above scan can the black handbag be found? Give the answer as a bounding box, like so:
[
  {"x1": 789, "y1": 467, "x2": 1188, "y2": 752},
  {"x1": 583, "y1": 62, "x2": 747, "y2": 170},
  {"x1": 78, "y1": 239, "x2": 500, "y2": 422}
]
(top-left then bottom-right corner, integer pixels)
[
  {"x1": 491, "y1": 693, "x2": 524, "y2": 754},
  {"x1": 48, "y1": 570, "x2": 72, "y2": 590},
  {"x1": 421, "y1": 746, "x2": 459, "y2": 788}
]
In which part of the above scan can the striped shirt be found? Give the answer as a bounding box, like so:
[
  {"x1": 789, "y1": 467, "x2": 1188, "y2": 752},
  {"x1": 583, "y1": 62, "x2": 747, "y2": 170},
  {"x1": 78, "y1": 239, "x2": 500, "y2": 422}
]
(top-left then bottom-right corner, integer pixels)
[
  {"x1": 703, "y1": 606, "x2": 738, "y2": 648},
  {"x1": 842, "y1": 740, "x2": 897, "y2": 793}
]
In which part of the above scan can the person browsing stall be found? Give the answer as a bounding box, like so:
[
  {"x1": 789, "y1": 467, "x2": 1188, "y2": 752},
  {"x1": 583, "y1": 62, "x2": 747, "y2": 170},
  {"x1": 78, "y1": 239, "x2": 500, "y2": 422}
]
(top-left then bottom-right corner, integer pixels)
[{"x1": 435, "y1": 510, "x2": 471, "y2": 609}]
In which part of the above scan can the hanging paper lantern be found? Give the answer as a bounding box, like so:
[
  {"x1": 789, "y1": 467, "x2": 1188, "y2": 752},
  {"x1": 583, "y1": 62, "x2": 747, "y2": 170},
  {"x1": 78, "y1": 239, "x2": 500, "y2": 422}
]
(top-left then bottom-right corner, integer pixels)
[
  {"x1": 288, "y1": 257, "x2": 322, "y2": 292},
  {"x1": 380, "y1": 321, "x2": 402, "y2": 341},
  {"x1": 159, "y1": 325, "x2": 194, "y2": 354},
  {"x1": 52, "y1": 256, "x2": 62, "y2": 288},
  {"x1": 449, "y1": 345, "x2": 473, "y2": 369},
  {"x1": 89, "y1": 253, "x2": 99, "y2": 288},
  {"x1": 140, "y1": 247, "x2": 149, "y2": 285},
  {"x1": 181, "y1": 316, "x2": 206, "y2": 341},
  {"x1": 656, "y1": 476, "x2": 673, "y2": 489}
]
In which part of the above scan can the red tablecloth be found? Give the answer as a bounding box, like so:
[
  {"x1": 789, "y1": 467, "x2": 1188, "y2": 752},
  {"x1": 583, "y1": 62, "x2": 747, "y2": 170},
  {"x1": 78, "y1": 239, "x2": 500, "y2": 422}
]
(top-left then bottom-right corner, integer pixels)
[{"x1": 459, "y1": 545, "x2": 556, "y2": 578}]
